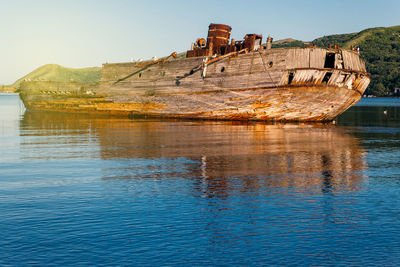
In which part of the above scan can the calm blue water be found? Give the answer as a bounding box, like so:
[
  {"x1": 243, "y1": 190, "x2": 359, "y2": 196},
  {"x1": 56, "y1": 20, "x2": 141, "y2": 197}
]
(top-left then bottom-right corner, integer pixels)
[{"x1": 1, "y1": 94, "x2": 400, "y2": 266}]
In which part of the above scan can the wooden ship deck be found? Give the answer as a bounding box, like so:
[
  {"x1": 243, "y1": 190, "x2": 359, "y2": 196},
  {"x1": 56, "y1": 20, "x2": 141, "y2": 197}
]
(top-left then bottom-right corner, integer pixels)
[{"x1": 19, "y1": 23, "x2": 370, "y2": 122}]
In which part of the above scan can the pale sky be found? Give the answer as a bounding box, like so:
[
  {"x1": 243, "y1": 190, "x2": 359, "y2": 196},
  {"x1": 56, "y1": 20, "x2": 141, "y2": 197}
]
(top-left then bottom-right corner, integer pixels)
[{"x1": 0, "y1": 0, "x2": 399, "y2": 85}]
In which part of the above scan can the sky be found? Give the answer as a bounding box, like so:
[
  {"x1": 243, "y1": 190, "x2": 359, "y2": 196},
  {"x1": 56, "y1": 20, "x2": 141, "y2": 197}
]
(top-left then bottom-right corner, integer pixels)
[{"x1": 0, "y1": 0, "x2": 399, "y2": 85}]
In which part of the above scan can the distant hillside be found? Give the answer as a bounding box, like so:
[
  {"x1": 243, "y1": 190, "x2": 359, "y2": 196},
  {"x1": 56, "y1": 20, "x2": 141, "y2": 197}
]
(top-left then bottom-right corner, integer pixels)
[
  {"x1": 312, "y1": 25, "x2": 400, "y2": 49},
  {"x1": 0, "y1": 85, "x2": 17, "y2": 93},
  {"x1": 11, "y1": 64, "x2": 101, "y2": 89},
  {"x1": 272, "y1": 38, "x2": 310, "y2": 48},
  {"x1": 274, "y1": 25, "x2": 400, "y2": 96}
]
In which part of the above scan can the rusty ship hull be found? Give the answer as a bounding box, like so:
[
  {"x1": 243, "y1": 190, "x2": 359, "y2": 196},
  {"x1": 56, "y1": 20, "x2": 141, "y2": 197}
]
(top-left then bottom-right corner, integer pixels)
[{"x1": 19, "y1": 24, "x2": 370, "y2": 122}]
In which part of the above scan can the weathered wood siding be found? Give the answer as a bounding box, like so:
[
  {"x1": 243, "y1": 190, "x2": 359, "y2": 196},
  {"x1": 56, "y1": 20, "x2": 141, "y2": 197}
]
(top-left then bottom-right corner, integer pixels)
[
  {"x1": 99, "y1": 48, "x2": 368, "y2": 101},
  {"x1": 309, "y1": 48, "x2": 326, "y2": 68},
  {"x1": 342, "y1": 50, "x2": 366, "y2": 71},
  {"x1": 286, "y1": 49, "x2": 309, "y2": 69},
  {"x1": 99, "y1": 48, "x2": 289, "y2": 97}
]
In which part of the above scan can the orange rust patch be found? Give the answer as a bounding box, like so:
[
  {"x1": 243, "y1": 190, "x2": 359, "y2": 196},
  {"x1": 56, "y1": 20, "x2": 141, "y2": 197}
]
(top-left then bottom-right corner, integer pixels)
[
  {"x1": 20, "y1": 84, "x2": 364, "y2": 122},
  {"x1": 95, "y1": 102, "x2": 166, "y2": 112},
  {"x1": 251, "y1": 100, "x2": 266, "y2": 110}
]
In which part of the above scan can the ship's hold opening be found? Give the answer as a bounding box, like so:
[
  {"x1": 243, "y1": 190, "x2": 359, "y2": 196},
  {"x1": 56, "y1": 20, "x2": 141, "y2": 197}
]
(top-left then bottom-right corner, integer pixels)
[
  {"x1": 322, "y1": 72, "x2": 332, "y2": 84},
  {"x1": 324, "y1": 53, "x2": 335, "y2": 68},
  {"x1": 288, "y1": 72, "x2": 295, "y2": 84},
  {"x1": 268, "y1": 61, "x2": 273, "y2": 68}
]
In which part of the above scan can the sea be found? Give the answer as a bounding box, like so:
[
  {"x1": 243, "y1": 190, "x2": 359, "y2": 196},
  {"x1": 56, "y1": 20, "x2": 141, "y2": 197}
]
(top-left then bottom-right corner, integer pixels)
[{"x1": 0, "y1": 93, "x2": 399, "y2": 266}]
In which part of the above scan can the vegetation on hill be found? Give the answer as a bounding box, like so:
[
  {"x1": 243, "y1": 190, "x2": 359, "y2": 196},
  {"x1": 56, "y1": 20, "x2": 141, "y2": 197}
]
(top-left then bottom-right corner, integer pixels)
[
  {"x1": 272, "y1": 39, "x2": 308, "y2": 48},
  {"x1": 352, "y1": 27, "x2": 400, "y2": 96},
  {"x1": 10, "y1": 64, "x2": 101, "y2": 90},
  {"x1": 274, "y1": 26, "x2": 400, "y2": 96}
]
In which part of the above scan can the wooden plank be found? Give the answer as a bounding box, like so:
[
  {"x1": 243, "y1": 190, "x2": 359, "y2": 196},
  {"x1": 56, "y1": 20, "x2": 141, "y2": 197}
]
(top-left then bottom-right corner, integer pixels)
[
  {"x1": 309, "y1": 48, "x2": 325, "y2": 68},
  {"x1": 342, "y1": 51, "x2": 352, "y2": 70}
]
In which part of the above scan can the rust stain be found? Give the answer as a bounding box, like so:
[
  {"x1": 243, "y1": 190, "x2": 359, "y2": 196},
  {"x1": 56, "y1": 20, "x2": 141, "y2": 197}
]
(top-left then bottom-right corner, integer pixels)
[
  {"x1": 96, "y1": 102, "x2": 166, "y2": 112},
  {"x1": 21, "y1": 83, "x2": 362, "y2": 122},
  {"x1": 157, "y1": 81, "x2": 367, "y2": 96},
  {"x1": 250, "y1": 101, "x2": 266, "y2": 110}
]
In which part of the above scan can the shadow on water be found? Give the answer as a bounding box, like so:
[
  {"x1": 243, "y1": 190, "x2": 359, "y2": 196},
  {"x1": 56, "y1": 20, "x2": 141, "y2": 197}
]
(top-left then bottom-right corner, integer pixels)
[
  {"x1": 337, "y1": 99, "x2": 400, "y2": 147},
  {"x1": 337, "y1": 98, "x2": 400, "y2": 127},
  {"x1": 336, "y1": 99, "x2": 400, "y2": 178},
  {"x1": 20, "y1": 111, "x2": 368, "y2": 197}
]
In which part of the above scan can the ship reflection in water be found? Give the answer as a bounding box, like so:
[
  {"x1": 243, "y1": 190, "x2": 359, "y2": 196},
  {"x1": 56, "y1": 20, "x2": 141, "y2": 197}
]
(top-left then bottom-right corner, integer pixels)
[
  {"x1": 21, "y1": 112, "x2": 367, "y2": 197},
  {"x1": 7, "y1": 98, "x2": 399, "y2": 266}
]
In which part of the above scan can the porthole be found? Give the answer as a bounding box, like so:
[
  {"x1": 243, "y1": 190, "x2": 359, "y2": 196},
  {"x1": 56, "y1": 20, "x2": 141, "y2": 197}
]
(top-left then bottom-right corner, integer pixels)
[
  {"x1": 267, "y1": 61, "x2": 273, "y2": 68},
  {"x1": 139, "y1": 73, "x2": 142, "y2": 78},
  {"x1": 221, "y1": 66, "x2": 225, "y2": 73}
]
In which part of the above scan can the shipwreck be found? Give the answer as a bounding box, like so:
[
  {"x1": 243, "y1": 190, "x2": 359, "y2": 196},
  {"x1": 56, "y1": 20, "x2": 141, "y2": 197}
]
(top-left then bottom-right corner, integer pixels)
[{"x1": 19, "y1": 23, "x2": 370, "y2": 121}]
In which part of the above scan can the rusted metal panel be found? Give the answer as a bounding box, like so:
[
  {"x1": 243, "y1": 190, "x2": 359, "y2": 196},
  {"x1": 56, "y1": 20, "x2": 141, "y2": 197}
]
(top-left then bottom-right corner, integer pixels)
[
  {"x1": 207, "y1": 23, "x2": 232, "y2": 48},
  {"x1": 187, "y1": 23, "x2": 262, "y2": 58}
]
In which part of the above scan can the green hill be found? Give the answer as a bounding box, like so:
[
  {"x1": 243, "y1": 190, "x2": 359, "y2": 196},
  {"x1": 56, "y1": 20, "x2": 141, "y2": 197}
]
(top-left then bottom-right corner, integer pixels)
[
  {"x1": 312, "y1": 25, "x2": 400, "y2": 49},
  {"x1": 272, "y1": 38, "x2": 310, "y2": 48},
  {"x1": 11, "y1": 64, "x2": 101, "y2": 89},
  {"x1": 274, "y1": 25, "x2": 400, "y2": 96}
]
